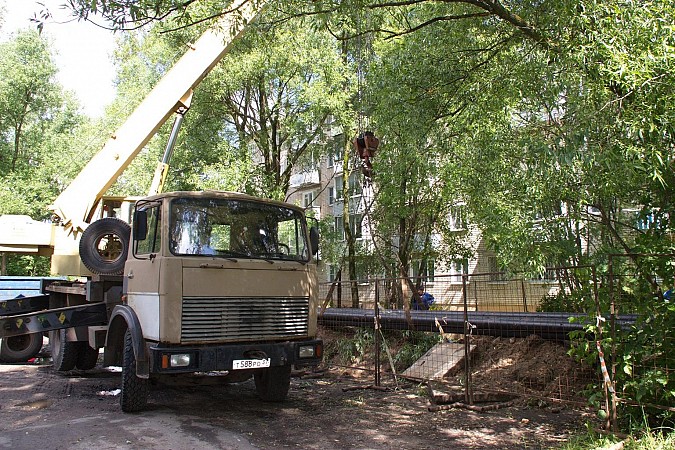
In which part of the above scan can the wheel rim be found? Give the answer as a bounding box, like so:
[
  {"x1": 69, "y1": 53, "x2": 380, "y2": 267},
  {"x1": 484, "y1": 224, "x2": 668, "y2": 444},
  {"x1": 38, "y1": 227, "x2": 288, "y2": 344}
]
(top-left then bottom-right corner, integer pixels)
[
  {"x1": 7, "y1": 335, "x2": 30, "y2": 351},
  {"x1": 51, "y1": 330, "x2": 62, "y2": 361},
  {"x1": 94, "y1": 232, "x2": 124, "y2": 263}
]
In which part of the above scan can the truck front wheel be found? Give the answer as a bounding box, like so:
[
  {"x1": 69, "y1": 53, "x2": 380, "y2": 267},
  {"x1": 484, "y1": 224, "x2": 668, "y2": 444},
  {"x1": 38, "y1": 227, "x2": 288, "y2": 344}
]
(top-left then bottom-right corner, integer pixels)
[
  {"x1": 120, "y1": 328, "x2": 148, "y2": 412},
  {"x1": 49, "y1": 329, "x2": 79, "y2": 371},
  {"x1": 0, "y1": 333, "x2": 43, "y2": 363},
  {"x1": 254, "y1": 365, "x2": 291, "y2": 402}
]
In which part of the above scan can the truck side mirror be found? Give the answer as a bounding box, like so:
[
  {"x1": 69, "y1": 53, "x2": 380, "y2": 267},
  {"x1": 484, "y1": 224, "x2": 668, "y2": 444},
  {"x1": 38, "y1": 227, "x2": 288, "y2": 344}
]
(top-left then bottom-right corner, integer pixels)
[
  {"x1": 309, "y1": 225, "x2": 319, "y2": 256},
  {"x1": 133, "y1": 210, "x2": 148, "y2": 241}
]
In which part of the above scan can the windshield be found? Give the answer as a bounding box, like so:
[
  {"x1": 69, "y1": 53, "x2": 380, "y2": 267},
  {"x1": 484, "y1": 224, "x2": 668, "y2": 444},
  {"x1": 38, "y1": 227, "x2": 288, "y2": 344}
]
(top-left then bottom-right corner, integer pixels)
[{"x1": 169, "y1": 197, "x2": 309, "y2": 261}]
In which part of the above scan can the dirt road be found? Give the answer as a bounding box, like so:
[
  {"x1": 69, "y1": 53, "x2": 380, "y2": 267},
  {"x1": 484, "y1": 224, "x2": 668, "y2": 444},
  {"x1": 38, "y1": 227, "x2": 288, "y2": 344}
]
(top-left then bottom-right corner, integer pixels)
[{"x1": 0, "y1": 357, "x2": 588, "y2": 450}]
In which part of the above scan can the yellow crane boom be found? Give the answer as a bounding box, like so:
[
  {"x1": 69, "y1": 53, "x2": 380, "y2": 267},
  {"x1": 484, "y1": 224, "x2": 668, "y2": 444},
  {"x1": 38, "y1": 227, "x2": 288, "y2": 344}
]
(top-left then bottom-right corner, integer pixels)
[{"x1": 50, "y1": 0, "x2": 262, "y2": 236}]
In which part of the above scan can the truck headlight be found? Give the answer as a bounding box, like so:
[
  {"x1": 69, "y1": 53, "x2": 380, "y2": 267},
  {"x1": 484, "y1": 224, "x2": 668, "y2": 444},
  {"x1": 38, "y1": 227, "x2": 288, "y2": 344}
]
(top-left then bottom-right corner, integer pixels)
[
  {"x1": 299, "y1": 344, "x2": 320, "y2": 359},
  {"x1": 169, "y1": 353, "x2": 191, "y2": 367}
]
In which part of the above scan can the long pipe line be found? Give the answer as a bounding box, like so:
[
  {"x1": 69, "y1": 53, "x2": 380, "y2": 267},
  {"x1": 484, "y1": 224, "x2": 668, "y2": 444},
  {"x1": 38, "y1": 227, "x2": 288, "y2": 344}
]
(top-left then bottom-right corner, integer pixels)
[{"x1": 318, "y1": 308, "x2": 637, "y2": 341}]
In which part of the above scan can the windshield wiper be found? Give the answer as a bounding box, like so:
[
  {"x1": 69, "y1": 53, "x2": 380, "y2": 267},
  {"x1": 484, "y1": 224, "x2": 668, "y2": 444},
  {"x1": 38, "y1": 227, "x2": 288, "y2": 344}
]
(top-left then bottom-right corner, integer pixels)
[{"x1": 218, "y1": 250, "x2": 251, "y2": 259}]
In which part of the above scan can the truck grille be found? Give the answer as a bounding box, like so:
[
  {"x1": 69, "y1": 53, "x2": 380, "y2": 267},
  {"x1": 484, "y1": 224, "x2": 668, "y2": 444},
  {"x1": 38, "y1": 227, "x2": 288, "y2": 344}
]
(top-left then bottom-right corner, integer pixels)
[{"x1": 181, "y1": 296, "x2": 309, "y2": 343}]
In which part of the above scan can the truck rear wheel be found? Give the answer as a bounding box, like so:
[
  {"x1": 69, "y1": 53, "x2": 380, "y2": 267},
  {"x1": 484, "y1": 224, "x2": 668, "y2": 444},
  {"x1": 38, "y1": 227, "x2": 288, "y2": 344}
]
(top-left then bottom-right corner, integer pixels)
[
  {"x1": 0, "y1": 333, "x2": 43, "y2": 363},
  {"x1": 254, "y1": 365, "x2": 291, "y2": 402},
  {"x1": 49, "y1": 329, "x2": 79, "y2": 371},
  {"x1": 79, "y1": 218, "x2": 131, "y2": 275},
  {"x1": 120, "y1": 328, "x2": 148, "y2": 412},
  {"x1": 76, "y1": 344, "x2": 100, "y2": 370}
]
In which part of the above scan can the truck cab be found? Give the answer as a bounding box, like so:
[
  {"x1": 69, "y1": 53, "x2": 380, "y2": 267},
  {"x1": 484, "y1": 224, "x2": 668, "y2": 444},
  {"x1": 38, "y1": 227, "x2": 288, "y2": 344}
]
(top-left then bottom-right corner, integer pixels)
[{"x1": 102, "y1": 190, "x2": 322, "y2": 411}]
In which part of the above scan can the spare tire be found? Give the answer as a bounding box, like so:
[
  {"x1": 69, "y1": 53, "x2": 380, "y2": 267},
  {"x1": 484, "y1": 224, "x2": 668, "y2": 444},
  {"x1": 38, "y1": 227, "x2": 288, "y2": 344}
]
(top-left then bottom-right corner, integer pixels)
[{"x1": 79, "y1": 218, "x2": 131, "y2": 275}]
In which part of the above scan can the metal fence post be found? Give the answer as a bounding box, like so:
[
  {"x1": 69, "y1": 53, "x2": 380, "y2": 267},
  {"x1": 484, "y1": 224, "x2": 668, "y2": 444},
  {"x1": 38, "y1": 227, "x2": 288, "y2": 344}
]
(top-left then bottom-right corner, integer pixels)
[
  {"x1": 605, "y1": 260, "x2": 618, "y2": 432},
  {"x1": 337, "y1": 275, "x2": 342, "y2": 308},
  {"x1": 520, "y1": 278, "x2": 528, "y2": 312},
  {"x1": 374, "y1": 278, "x2": 381, "y2": 387},
  {"x1": 463, "y1": 273, "x2": 473, "y2": 404}
]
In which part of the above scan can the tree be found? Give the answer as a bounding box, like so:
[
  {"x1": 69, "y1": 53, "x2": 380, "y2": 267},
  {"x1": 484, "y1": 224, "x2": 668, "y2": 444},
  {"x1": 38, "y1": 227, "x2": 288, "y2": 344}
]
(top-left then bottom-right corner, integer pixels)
[
  {"x1": 0, "y1": 29, "x2": 85, "y2": 220},
  {"x1": 41, "y1": 0, "x2": 675, "y2": 424},
  {"x1": 45, "y1": 0, "x2": 675, "y2": 263},
  {"x1": 0, "y1": 29, "x2": 87, "y2": 275},
  {"x1": 0, "y1": 30, "x2": 61, "y2": 174},
  {"x1": 188, "y1": 19, "x2": 351, "y2": 200}
]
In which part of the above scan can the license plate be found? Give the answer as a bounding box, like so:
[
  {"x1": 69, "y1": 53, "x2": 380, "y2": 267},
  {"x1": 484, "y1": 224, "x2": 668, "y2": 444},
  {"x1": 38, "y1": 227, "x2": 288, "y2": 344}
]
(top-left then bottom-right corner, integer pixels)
[{"x1": 232, "y1": 358, "x2": 271, "y2": 370}]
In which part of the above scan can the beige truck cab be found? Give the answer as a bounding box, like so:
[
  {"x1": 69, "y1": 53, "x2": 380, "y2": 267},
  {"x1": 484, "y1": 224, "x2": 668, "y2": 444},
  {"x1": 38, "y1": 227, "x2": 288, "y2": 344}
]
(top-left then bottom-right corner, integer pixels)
[{"x1": 99, "y1": 190, "x2": 322, "y2": 411}]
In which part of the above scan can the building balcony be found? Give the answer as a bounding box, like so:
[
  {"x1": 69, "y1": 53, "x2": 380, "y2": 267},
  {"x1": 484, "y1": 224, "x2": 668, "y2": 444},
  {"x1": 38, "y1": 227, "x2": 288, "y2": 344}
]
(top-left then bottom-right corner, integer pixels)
[{"x1": 289, "y1": 170, "x2": 320, "y2": 188}]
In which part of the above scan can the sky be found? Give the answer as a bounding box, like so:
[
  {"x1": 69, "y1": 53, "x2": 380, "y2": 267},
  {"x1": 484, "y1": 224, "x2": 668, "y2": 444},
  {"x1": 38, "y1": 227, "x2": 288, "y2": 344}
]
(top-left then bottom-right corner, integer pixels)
[{"x1": 0, "y1": 0, "x2": 117, "y2": 117}]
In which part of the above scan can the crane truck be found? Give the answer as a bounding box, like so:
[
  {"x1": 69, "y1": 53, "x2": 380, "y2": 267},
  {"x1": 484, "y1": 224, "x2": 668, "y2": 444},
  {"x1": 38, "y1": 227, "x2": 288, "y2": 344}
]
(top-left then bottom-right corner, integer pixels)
[{"x1": 0, "y1": 0, "x2": 323, "y2": 412}]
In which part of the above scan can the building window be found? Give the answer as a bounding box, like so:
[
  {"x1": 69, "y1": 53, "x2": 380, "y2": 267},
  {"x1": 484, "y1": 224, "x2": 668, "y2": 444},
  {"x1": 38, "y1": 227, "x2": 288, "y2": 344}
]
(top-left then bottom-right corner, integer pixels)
[
  {"x1": 334, "y1": 214, "x2": 363, "y2": 240},
  {"x1": 534, "y1": 202, "x2": 563, "y2": 220},
  {"x1": 352, "y1": 214, "x2": 363, "y2": 239},
  {"x1": 530, "y1": 264, "x2": 558, "y2": 282},
  {"x1": 348, "y1": 172, "x2": 362, "y2": 196},
  {"x1": 328, "y1": 264, "x2": 340, "y2": 282},
  {"x1": 329, "y1": 176, "x2": 343, "y2": 205},
  {"x1": 633, "y1": 210, "x2": 657, "y2": 231},
  {"x1": 450, "y1": 258, "x2": 468, "y2": 282},
  {"x1": 303, "y1": 191, "x2": 315, "y2": 208},
  {"x1": 334, "y1": 216, "x2": 343, "y2": 239},
  {"x1": 328, "y1": 137, "x2": 343, "y2": 167},
  {"x1": 487, "y1": 256, "x2": 506, "y2": 281},
  {"x1": 411, "y1": 259, "x2": 435, "y2": 282},
  {"x1": 448, "y1": 204, "x2": 468, "y2": 231}
]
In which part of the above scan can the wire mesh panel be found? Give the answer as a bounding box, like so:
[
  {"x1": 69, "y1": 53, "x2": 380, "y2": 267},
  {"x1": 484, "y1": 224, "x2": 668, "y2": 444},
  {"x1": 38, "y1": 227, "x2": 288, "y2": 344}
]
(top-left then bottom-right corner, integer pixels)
[
  {"x1": 463, "y1": 268, "x2": 598, "y2": 405},
  {"x1": 317, "y1": 270, "x2": 600, "y2": 406},
  {"x1": 605, "y1": 254, "x2": 675, "y2": 430}
]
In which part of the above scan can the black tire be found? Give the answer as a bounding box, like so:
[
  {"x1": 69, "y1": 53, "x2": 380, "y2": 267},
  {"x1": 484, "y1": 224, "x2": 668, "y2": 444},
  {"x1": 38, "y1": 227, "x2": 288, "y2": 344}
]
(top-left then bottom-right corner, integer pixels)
[
  {"x1": 79, "y1": 218, "x2": 131, "y2": 275},
  {"x1": 75, "y1": 344, "x2": 99, "y2": 370},
  {"x1": 120, "y1": 329, "x2": 148, "y2": 412},
  {"x1": 254, "y1": 365, "x2": 291, "y2": 402},
  {"x1": 50, "y1": 329, "x2": 79, "y2": 371},
  {"x1": 0, "y1": 333, "x2": 43, "y2": 363}
]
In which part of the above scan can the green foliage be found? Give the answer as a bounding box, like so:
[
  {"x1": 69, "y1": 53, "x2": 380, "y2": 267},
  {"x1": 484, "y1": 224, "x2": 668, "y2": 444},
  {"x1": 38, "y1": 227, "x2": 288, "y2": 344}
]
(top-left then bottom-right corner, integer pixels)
[
  {"x1": 324, "y1": 328, "x2": 374, "y2": 364},
  {"x1": 13, "y1": 1, "x2": 675, "y2": 430},
  {"x1": 0, "y1": 30, "x2": 62, "y2": 174},
  {"x1": 538, "y1": 291, "x2": 588, "y2": 314},
  {"x1": 196, "y1": 16, "x2": 352, "y2": 199},
  {"x1": 615, "y1": 299, "x2": 675, "y2": 428},
  {"x1": 0, "y1": 29, "x2": 87, "y2": 220},
  {"x1": 3, "y1": 254, "x2": 50, "y2": 277},
  {"x1": 323, "y1": 328, "x2": 440, "y2": 372},
  {"x1": 559, "y1": 427, "x2": 675, "y2": 450},
  {"x1": 563, "y1": 257, "x2": 675, "y2": 430}
]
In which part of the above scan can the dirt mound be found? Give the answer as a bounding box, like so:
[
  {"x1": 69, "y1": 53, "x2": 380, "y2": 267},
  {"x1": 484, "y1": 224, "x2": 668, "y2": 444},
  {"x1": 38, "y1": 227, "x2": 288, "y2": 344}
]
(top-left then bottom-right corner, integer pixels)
[
  {"x1": 319, "y1": 327, "x2": 597, "y2": 404},
  {"x1": 454, "y1": 334, "x2": 595, "y2": 403}
]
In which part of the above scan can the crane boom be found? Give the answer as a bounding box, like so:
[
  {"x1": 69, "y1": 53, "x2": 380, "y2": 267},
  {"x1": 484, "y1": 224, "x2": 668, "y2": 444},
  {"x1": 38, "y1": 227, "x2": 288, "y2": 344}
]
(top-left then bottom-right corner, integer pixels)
[{"x1": 49, "y1": 0, "x2": 262, "y2": 235}]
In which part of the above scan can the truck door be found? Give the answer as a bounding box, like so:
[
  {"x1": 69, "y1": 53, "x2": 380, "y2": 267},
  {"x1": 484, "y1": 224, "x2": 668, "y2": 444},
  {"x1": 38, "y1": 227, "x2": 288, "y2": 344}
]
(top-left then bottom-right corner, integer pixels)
[{"x1": 124, "y1": 202, "x2": 163, "y2": 341}]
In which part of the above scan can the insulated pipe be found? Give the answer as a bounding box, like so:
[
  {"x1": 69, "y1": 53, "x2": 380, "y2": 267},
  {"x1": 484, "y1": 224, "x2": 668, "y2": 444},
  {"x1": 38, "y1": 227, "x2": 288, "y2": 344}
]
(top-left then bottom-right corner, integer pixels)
[{"x1": 318, "y1": 309, "x2": 637, "y2": 342}]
